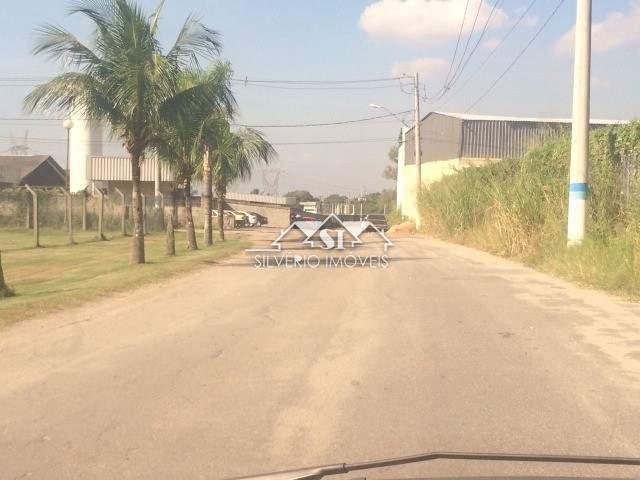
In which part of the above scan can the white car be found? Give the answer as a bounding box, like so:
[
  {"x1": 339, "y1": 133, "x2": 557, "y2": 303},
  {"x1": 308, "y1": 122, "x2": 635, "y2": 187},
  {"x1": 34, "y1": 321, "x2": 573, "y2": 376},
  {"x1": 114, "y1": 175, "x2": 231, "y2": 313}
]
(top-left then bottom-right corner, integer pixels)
[{"x1": 238, "y1": 211, "x2": 260, "y2": 227}]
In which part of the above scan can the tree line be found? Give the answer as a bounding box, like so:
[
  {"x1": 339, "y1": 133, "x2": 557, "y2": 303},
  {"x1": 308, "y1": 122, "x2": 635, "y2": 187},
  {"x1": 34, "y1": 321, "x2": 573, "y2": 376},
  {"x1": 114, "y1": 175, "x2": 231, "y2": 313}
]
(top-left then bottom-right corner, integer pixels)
[{"x1": 23, "y1": 0, "x2": 276, "y2": 264}]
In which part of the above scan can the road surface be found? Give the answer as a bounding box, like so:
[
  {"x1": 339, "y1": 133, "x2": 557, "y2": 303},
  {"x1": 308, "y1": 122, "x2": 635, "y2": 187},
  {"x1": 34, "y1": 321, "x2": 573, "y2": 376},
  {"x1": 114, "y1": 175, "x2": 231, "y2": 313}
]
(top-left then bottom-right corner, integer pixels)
[{"x1": 2, "y1": 229, "x2": 640, "y2": 479}]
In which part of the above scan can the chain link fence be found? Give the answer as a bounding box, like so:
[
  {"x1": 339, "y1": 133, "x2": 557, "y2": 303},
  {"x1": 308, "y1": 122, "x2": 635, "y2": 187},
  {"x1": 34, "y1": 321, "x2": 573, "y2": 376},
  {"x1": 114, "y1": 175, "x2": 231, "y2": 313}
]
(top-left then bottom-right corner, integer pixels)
[{"x1": 0, "y1": 187, "x2": 168, "y2": 248}]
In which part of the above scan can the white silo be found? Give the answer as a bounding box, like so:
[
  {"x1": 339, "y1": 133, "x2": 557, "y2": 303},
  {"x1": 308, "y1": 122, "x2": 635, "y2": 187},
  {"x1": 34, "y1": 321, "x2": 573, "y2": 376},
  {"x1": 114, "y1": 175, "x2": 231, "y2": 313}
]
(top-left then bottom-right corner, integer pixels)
[{"x1": 68, "y1": 117, "x2": 103, "y2": 193}]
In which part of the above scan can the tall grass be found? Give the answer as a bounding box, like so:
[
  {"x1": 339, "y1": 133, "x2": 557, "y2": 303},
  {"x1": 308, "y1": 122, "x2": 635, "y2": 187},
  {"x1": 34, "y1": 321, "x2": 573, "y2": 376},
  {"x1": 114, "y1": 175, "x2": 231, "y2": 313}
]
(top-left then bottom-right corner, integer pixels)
[{"x1": 418, "y1": 121, "x2": 640, "y2": 297}]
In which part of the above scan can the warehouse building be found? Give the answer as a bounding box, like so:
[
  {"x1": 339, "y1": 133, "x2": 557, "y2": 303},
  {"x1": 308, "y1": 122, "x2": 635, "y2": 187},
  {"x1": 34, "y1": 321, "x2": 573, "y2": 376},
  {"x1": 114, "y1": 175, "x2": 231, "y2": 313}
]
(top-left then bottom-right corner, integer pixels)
[{"x1": 397, "y1": 112, "x2": 625, "y2": 220}]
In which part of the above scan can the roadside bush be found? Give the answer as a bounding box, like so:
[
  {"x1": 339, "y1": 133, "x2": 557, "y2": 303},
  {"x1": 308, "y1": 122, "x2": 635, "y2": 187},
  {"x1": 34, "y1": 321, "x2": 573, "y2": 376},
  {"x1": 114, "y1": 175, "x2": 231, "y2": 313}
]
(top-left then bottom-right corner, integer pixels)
[{"x1": 418, "y1": 121, "x2": 640, "y2": 296}]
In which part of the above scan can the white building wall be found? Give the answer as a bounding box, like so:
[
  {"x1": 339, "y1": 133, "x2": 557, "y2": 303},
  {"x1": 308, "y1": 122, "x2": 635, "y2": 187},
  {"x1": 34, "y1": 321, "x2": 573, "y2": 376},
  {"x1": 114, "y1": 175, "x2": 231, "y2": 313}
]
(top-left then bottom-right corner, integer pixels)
[{"x1": 401, "y1": 157, "x2": 497, "y2": 221}]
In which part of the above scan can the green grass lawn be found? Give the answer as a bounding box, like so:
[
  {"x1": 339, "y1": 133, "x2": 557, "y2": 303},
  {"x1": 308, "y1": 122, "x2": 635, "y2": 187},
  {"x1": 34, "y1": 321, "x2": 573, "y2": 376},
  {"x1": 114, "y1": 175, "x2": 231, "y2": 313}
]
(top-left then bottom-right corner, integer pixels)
[{"x1": 0, "y1": 227, "x2": 248, "y2": 328}]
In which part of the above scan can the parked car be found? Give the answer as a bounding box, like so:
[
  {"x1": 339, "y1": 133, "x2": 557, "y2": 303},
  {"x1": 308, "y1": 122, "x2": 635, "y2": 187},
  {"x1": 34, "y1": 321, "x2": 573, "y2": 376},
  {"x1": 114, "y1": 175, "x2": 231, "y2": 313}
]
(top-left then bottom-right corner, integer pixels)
[
  {"x1": 225, "y1": 210, "x2": 248, "y2": 227},
  {"x1": 212, "y1": 210, "x2": 235, "y2": 228},
  {"x1": 238, "y1": 211, "x2": 264, "y2": 227},
  {"x1": 253, "y1": 212, "x2": 268, "y2": 226},
  {"x1": 290, "y1": 210, "x2": 318, "y2": 223},
  {"x1": 364, "y1": 213, "x2": 388, "y2": 232}
]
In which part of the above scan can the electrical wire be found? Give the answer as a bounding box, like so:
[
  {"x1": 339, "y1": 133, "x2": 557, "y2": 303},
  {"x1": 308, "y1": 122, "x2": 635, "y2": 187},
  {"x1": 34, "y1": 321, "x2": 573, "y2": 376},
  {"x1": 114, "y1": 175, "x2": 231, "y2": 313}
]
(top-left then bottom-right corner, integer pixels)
[
  {"x1": 464, "y1": 0, "x2": 567, "y2": 112},
  {"x1": 447, "y1": 0, "x2": 485, "y2": 91},
  {"x1": 271, "y1": 138, "x2": 396, "y2": 146},
  {"x1": 441, "y1": 0, "x2": 472, "y2": 91},
  {"x1": 230, "y1": 76, "x2": 404, "y2": 85},
  {"x1": 232, "y1": 110, "x2": 413, "y2": 128},
  {"x1": 0, "y1": 134, "x2": 397, "y2": 146},
  {"x1": 446, "y1": 0, "x2": 504, "y2": 90},
  {"x1": 435, "y1": 0, "x2": 538, "y2": 109},
  {"x1": 0, "y1": 110, "x2": 413, "y2": 128},
  {"x1": 430, "y1": 0, "x2": 505, "y2": 102},
  {"x1": 231, "y1": 81, "x2": 412, "y2": 91}
]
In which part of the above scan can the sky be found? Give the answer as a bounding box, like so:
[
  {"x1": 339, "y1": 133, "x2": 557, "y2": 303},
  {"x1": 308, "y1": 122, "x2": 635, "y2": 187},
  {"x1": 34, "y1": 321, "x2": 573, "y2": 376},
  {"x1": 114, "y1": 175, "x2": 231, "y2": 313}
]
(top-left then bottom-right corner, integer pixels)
[{"x1": 0, "y1": 0, "x2": 639, "y2": 197}]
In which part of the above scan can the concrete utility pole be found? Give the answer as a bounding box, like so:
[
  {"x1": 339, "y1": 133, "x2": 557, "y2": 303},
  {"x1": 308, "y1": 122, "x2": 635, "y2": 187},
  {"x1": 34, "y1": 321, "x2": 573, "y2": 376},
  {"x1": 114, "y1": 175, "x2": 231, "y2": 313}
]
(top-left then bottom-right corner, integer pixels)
[
  {"x1": 567, "y1": 0, "x2": 592, "y2": 246},
  {"x1": 414, "y1": 72, "x2": 422, "y2": 229}
]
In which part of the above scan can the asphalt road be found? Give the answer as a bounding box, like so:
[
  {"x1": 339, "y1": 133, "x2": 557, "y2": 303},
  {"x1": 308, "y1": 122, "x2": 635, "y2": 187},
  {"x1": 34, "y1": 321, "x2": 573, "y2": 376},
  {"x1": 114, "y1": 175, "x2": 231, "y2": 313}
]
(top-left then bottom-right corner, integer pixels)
[{"x1": 2, "y1": 228, "x2": 640, "y2": 480}]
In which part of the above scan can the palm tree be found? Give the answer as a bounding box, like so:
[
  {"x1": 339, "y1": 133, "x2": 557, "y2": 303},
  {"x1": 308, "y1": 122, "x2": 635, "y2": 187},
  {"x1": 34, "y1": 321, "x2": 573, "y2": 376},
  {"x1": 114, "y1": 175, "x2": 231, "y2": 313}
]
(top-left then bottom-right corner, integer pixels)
[
  {"x1": 24, "y1": 0, "x2": 224, "y2": 264},
  {"x1": 209, "y1": 123, "x2": 276, "y2": 240},
  {"x1": 154, "y1": 66, "x2": 235, "y2": 250},
  {"x1": 0, "y1": 251, "x2": 13, "y2": 298}
]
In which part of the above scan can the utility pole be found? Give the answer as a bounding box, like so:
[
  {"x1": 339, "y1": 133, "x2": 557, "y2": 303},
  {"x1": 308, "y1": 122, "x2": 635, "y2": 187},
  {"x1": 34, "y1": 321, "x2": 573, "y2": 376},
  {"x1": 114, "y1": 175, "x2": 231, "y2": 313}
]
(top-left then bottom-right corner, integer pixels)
[
  {"x1": 567, "y1": 0, "x2": 592, "y2": 246},
  {"x1": 414, "y1": 72, "x2": 422, "y2": 229}
]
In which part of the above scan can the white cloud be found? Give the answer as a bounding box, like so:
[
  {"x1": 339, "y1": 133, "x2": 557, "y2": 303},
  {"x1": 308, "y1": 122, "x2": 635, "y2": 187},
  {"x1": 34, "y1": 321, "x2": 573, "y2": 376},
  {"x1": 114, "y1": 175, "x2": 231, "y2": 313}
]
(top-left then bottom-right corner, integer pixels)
[
  {"x1": 391, "y1": 57, "x2": 449, "y2": 78},
  {"x1": 554, "y1": 1, "x2": 640, "y2": 55},
  {"x1": 359, "y1": 0, "x2": 508, "y2": 44}
]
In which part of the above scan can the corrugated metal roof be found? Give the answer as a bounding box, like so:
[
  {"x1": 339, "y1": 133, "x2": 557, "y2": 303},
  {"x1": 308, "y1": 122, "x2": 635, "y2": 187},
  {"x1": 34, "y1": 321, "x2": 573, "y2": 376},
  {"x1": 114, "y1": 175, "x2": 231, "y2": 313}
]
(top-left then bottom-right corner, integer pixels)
[
  {"x1": 435, "y1": 112, "x2": 627, "y2": 125},
  {"x1": 226, "y1": 192, "x2": 296, "y2": 206}
]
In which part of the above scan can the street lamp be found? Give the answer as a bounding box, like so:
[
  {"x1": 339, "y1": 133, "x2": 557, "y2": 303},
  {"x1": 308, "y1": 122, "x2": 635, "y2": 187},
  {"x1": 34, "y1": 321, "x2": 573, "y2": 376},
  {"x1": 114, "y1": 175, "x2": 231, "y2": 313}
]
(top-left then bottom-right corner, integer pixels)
[
  {"x1": 368, "y1": 103, "x2": 410, "y2": 128},
  {"x1": 63, "y1": 119, "x2": 74, "y2": 244},
  {"x1": 63, "y1": 119, "x2": 74, "y2": 191}
]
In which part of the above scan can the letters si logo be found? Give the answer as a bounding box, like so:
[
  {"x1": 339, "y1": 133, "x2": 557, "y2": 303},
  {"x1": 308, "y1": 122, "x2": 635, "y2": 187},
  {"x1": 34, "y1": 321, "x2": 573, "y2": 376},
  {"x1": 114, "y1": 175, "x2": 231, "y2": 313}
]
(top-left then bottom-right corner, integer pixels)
[{"x1": 319, "y1": 228, "x2": 345, "y2": 250}]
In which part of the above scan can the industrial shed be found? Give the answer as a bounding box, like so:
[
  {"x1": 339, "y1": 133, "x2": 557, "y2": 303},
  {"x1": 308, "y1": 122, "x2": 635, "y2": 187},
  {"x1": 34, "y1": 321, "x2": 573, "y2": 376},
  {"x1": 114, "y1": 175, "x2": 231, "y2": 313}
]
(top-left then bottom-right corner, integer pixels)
[{"x1": 397, "y1": 112, "x2": 625, "y2": 220}]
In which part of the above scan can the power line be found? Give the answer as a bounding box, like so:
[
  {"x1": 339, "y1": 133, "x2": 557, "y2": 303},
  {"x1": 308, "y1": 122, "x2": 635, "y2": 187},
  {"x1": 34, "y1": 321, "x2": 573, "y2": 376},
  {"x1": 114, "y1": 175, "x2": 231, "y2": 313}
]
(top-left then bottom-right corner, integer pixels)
[
  {"x1": 0, "y1": 74, "x2": 405, "y2": 83},
  {"x1": 430, "y1": 0, "x2": 504, "y2": 102},
  {"x1": 233, "y1": 110, "x2": 413, "y2": 128},
  {"x1": 437, "y1": 0, "x2": 471, "y2": 99},
  {"x1": 272, "y1": 138, "x2": 396, "y2": 146},
  {"x1": 446, "y1": 0, "x2": 504, "y2": 91},
  {"x1": 231, "y1": 81, "x2": 411, "y2": 91},
  {"x1": 436, "y1": 0, "x2": 538, "y2": 109},
  {"x1": 0, "y1": 134, "x2": 396, "y2": 146},
  {"x1": 448, "y1": 0, "x2": 485, "y2": 91},
  {"x1": 0, "y1": 110, "x2": 412, "y2": 128},
  {"x1": 465, "y1": 0, "x2": 567, "y2": 112},
  {"x1": 230, "y1": 76, "x2": 404, "y2": 85}
]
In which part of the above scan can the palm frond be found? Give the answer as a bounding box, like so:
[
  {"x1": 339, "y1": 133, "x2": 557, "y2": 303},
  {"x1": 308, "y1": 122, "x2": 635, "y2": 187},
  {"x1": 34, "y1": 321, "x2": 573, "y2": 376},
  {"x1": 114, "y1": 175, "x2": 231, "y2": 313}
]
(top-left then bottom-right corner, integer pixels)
[
  {"x1": 161, "y1": 62, "x2": 236, "y2": 128},
  {"x1": 149, "y1": 0, "x2": 165, "y2": 35},
  {"x1": 24, "y1": 73, "x2": 122, "y2": 122},
  {"x1": 210, "y1": 121, "x2": 277, "y2": 194},
  {"x1": 32, "y1": 24, "x2": 100, "y2": 68},
  {"x1": 167, "y1": 15, "x2": 221, "y2": 69}
]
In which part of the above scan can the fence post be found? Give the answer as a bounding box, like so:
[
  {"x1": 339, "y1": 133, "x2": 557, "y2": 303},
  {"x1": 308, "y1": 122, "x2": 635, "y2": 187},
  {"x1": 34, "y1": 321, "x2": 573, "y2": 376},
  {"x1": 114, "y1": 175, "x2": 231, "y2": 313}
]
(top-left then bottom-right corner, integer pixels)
[
  {"x1": 81, "y1": 190, "x2": 87, "y2": 231},
  {"x1": 114, "y1": 187, "x2": 127, "y2": 236},
  {"x1": 141, "y1": 193, "x2": 147, "y2": 235},
  {"x1": 24, "y1": 185, "x2": 40, "y2": 248},
  {"x1": 25, "y1": 199, "x2": 32, "y2": 229},
  {"x1": 96, "y1": 188, "x2": 106, "y2": 240},
  {"x1": 59, "y1": 187, "x2": 74, "y2": 245}
]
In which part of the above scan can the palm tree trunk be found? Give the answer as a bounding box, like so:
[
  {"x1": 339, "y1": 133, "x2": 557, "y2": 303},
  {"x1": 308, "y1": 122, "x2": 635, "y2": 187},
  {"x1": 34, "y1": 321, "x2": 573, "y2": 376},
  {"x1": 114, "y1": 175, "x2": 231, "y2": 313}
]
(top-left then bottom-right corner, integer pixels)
[
  {"x1": 217, "y1": 189, "x2": 225, "y2": 241},
  {"x1": 202, "y1": 149, "x2": 213, "y2": 246},
  {"x1": 130, "y1": 154, "x2": 145, "y2": 264},
  {"x1": 184, "y1": 178, "x2": 198, "y2": 250},
  {"x1": 170, "y1": 186, "x2": 178, "y2": 228},
  {"x1": 0, "y1": 250, "x2": 13, "y2": 298},
  {"x1": 165, "y1": 218, "x2": 176, "y2": 256}
]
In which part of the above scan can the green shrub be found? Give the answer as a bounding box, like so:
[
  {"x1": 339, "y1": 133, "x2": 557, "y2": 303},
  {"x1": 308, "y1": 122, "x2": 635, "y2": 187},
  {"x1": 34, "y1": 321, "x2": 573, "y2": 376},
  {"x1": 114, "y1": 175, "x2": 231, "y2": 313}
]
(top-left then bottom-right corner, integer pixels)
[{"x1": 418, "y1": 120, "x2": 640, "y2": 297}]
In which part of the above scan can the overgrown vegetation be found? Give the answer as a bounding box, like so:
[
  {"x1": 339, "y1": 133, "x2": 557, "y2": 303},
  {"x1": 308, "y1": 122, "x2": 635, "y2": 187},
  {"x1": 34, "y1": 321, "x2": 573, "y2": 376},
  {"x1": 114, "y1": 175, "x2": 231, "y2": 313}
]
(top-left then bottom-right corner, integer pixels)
[{"x1": 418, "y1": 120, "x2": 640, "y2": 297}]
